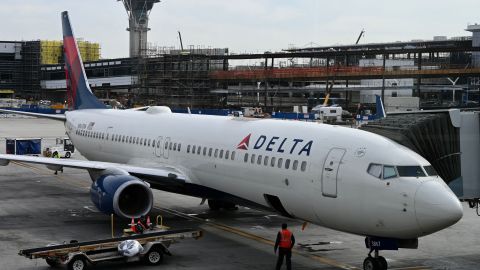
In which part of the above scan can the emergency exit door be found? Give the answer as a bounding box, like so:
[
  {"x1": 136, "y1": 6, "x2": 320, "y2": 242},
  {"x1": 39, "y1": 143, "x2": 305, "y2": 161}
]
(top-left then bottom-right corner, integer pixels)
[{"x1": 322, "y1": 148, "x2": 346, "y2": 198}]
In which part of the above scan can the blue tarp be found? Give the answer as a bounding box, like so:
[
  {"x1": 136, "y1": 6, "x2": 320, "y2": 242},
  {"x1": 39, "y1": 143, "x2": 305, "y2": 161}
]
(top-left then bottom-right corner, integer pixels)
[
  {"x1": 6, "y1": 139, "x2": 41, "y2": 155},
  {"x1": 271, "y1": 112, "x2": 316, "y2": 120}
]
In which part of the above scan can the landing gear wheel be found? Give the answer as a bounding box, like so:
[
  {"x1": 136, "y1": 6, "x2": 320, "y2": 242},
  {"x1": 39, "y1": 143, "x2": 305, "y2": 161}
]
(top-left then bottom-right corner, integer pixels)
[
  {"x1": 65, "y1": 152, "x2": 71, "y2": 158},
  {"x1": 67, "y1": 256, "x2": 87, "y2": 270},
  {"x1": 377, "y1": 256, "x2": 388, "y2": 270},
  {"x1": 363, "y1": 257, "x2": 379, "y2": 270},
  {"x1": 45, "y1": 258, "x2": 59, "y2": 267},
  {"x1": 144, "y1": 247, "x2": 164, "y2": 265}
]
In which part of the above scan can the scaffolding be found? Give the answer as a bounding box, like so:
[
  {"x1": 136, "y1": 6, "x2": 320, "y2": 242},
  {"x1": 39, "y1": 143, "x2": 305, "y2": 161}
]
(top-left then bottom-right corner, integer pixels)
[{"x1": 40, "y1": 39, "x2": 100, "y2": 65}]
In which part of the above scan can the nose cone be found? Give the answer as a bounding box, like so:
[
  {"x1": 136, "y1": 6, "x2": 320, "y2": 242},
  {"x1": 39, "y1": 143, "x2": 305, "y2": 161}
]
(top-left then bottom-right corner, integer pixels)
[{"x1": 414, "y1": 180, "x2": 463, "y2": 235}]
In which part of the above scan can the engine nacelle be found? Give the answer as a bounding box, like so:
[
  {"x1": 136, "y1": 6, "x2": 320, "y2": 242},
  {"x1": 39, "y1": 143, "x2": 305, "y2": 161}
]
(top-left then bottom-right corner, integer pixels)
[{"x1": 90, "y1": 174, "x2": 153, "y2": 218}]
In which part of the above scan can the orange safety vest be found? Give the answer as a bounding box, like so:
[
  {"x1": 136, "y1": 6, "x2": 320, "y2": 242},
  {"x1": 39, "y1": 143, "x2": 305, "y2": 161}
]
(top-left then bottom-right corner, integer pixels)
[{"x1": 279, "y1": 229, "x2": 293, "y2": 249}]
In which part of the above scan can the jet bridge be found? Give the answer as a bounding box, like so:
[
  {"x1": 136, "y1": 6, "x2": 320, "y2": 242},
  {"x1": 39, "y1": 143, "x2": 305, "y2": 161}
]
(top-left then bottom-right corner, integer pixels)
[{"x1": 360, "y1": 109, "x2": 480, "y2": 201}]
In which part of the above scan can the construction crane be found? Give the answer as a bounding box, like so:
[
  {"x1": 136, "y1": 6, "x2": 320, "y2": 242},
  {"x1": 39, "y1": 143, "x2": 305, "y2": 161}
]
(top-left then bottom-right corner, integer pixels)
[
  {"x1": 323, "y1": 80, "x2": 335, "y2": 106},
  {"x1": 178, "y1": 31, "x2": 184, "y2": 51},
  {"x1": 356, "y1": 29, "x2": 365, "y2": 45}
]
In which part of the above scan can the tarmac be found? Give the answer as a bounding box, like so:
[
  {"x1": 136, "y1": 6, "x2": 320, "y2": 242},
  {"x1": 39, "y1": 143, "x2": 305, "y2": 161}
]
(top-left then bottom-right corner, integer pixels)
[{"x1": 1, "y1": 116, "x2": 480, "y2": 270}]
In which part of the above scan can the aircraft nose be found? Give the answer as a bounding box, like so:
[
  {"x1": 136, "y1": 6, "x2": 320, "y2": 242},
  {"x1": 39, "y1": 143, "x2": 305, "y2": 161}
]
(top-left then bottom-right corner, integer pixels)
[{"x1": 414, "y1": 180, "x2": 463, "y2": 234}]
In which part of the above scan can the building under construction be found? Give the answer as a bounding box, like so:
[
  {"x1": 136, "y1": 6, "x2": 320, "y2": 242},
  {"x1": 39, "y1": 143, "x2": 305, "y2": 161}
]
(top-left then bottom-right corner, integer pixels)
[{"x1": 1, "y1": 24, "x2": 480, "y2": 112}]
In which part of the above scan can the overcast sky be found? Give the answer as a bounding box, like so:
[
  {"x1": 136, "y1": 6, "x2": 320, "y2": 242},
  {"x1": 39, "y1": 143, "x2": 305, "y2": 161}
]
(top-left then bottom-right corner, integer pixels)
[{"x1": 2, "y1": 0, "x2": 480, "y2": 59}]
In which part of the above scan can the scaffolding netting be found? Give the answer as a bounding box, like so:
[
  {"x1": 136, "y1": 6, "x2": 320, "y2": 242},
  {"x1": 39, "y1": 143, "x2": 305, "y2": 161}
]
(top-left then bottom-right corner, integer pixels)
[{"x1": 360, "y1": 113, "x2": 460, "y2": 184}]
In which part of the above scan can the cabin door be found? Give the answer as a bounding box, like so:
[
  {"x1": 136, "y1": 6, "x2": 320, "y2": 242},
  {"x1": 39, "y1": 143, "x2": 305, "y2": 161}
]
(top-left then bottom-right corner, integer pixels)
[
  {"x1": 155, "y1": 136, "x2": 163, "y2": 157},
  {"x1": 321, "y1": 148, "x2": 346, "y2": 198}
]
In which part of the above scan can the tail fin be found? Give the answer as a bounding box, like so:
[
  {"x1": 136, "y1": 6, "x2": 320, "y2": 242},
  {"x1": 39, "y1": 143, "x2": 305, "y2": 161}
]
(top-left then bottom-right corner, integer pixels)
[
  {"x1": 62, "y1": 11, "x2": 106, "y2": 110},
  {"x1": 375, "y1": 95, "x2": 386, "y2": 119}
]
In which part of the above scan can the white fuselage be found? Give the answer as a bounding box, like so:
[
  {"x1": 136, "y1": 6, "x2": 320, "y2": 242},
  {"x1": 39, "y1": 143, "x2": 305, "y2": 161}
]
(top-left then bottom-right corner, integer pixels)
[{"x1": 65, "y1": 108, "x2": 463, "y2": 239}]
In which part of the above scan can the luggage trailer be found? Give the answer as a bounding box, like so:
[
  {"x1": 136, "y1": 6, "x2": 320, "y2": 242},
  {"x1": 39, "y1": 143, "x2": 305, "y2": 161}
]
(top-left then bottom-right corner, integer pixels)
[{"x1": 18, "y1": 229, "x2": 202, "y2": 270}]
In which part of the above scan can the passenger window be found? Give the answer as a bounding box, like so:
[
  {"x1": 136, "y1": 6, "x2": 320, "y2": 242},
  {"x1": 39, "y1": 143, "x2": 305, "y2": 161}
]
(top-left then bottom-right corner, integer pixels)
[
  {"x1": 367, "y1": 164, "x2": 382, "y2": 179},
  {"x1": 278, "y1": 158, "x2": 283, "y2": 168},
  {"x1": 257, "y1": 155, "x2": 262, "y2": 165},
  {"x1": 148, "y1": 139, "x2": 151, "y2": 146},
  {"x1": 271, "y1": 157, "x2": 276, "y2": 167},
  {"x1": 214, "y1": 149, "x2": 218, "y2": 158},
  {"x1": 301, "y1": 161, "x2": 307, "y2": 172},
  {"x1": 122, "y1": 135, "x2": 125, "y2": 142},
  {"x1": 192, "y1": 145, "x2": 196, "y2": 153},
  {"x1": 140, "y1": 138, "x2": 143, "y2": 145},
  {"x1": 285, "y1": 159, "x2": 291, "y2": 169},
  {"x1": 187, "y1": 145, "x2": 191, "y2": 153},
  {"x1": 231, "y1": 151, "x2": 235, "y2": 160},
  {"x1": 173, "y1": 143, "x2": 177, "y2": 151},
  {"x1": 383, "y1": 166, "x2": 397, "y2": 179},
  {"x1": 244, "y1": 153, "x2": 249, "y2": 162},
  {"x1": 164, "y1": 142, "x2": 168, "y2": 149},
  {"x1": 178, "y1": 143, "x2": 181, "y2": 151},
  {"x1": 292, "y1": 160, "x2": 298, "y2": 170},
  {"x1": 220, "y1": 150, "x2": 224, "y2": 158},
  {"x1": 251, "y1": 154, "x2": 256, "y2": 164},
  {"x1": 197, "y1": 146, "x2": 201, "y2": 155},
  {"x1": 169, "y1": 142, "x2": 173, "y2": 150},
  {"x1": 203, "y1": 147, "x2": 207, "y2": 156},
  {"x1": 157, "y1": 141, "x2": 160, "y2": 148},
  {"x1": 264, "y1": 156, "x2": 269, "y2": 166},
  {"x1": 225, "y1": 150, "x2": 229, "y2": 159},
  {"x1": 209, "y1": 148, "x2": 213, "y2": 157},
  {"x1": 144, "y1": 139, "x2": 147, "y2": 146}
]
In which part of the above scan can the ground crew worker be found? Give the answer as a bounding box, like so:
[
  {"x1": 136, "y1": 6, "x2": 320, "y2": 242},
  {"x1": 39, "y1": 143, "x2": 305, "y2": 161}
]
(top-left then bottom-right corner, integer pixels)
[{"x1": 274, "y1": 223, "x2": 295, "y2": 270}]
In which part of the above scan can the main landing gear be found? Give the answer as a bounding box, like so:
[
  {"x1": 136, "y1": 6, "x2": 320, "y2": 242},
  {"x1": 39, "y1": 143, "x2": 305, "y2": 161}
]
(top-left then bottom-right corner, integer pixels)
[
  {"x1": 363, "y1": 249, "x2": 388, "y2": 270},
  {"x1": 207, "y1": 199, "x2": 238, "y2": 211}
]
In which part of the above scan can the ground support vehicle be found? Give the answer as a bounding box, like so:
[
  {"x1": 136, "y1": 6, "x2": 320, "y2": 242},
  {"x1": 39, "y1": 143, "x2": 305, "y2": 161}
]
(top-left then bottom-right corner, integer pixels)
[{"x1": 18, "y1": 229, "x2": 202, "y2": 270}]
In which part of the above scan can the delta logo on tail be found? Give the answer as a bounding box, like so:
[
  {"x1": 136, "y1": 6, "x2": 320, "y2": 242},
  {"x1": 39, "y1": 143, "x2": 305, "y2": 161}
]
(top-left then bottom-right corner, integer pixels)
[
  {"x1": 236, "y1": 134, "x2": 313, "y2": 156},
  {"x1": 237, "y1": 134, "x2": 251, "y2": 150}
]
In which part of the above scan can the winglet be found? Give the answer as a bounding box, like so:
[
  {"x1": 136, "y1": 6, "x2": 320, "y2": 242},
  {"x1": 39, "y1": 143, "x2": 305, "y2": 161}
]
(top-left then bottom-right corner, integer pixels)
[{"x1": 62, "y1": 11, "x2": 106, "y2": 110}]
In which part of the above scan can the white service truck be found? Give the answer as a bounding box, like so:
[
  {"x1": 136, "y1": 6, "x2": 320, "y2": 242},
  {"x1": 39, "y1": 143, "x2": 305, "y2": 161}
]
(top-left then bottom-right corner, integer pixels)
[{"x1": 43, "y1": 138, "x2": 75, "y2": 158}]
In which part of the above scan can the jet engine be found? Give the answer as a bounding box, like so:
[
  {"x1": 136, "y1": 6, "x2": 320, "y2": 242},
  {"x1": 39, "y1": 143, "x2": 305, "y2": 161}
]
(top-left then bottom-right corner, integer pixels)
[{"x1": 90, "y1": 174, "x2": 153, "y2": 218}]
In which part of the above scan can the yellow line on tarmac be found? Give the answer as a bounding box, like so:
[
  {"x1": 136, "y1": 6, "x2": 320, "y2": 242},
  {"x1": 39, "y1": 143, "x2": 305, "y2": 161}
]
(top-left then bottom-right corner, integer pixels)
[{"x1": 157, "y1": 207, "x2": 359, "y2": 270}]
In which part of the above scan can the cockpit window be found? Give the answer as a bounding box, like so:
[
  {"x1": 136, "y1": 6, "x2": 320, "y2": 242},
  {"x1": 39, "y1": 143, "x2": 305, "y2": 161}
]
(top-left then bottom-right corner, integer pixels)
[
  {"x1": 397, "y1": 166, "x2": 426, "y2": 177},
  {"x1": 383, "y1": 166, "x2": 397, "y2": 179},
  {"x1": 424, "y1": 165, "x2": 438, "y2": 176},
  {"x1": 367, "y1": 164, "x2": 382, "y2": 179}
]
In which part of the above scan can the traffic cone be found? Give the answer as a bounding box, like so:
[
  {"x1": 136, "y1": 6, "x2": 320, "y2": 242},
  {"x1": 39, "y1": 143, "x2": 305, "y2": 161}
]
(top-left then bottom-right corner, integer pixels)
[{"x1": 146, "y1": 216, "x2": 152, "y2": 227}]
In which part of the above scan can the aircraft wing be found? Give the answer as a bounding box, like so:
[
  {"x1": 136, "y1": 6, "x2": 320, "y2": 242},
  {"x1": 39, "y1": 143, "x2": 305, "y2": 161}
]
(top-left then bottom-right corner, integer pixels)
[
  {"x1": 0, "y1": 109, "x2": 66, "y2": 121},
  {"x1": 0, "y1": 154, "x2": 188, "y2": 184}
]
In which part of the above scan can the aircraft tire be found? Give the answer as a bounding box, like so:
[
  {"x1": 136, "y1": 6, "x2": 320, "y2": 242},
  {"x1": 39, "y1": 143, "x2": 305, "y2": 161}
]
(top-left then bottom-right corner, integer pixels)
[
  {"x1": 208, "y1": 199, "x2": 221, "y2": 211},
  {"x1": 377, "y1": 256, "x2": 388, "y2": 270},
  {"x1": 363, "y1": 256, "x2": 380, "y2": 270},
  {"x1": 65, "y1": 152, "x2": 71, "y2": 158}
]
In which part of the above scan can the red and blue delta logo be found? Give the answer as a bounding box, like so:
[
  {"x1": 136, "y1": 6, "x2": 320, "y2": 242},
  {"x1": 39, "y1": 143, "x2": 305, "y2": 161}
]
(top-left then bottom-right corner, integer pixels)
[
  {"x1": 236, "y1": 133, "x2": 313, "y2": 156},
  {"x1": 236, "y1": 134, "x2": 251, "y2": 150}
]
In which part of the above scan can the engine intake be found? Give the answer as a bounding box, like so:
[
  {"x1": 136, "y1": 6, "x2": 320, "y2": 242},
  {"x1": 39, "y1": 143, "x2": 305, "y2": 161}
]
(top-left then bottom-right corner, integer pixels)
[{"x1": 90, "y1": 174, "x2": 153, "y2": 218}]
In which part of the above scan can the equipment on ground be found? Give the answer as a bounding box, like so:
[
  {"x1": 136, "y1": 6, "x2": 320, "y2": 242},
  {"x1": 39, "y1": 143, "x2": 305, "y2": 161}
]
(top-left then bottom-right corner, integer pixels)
[
  {"x1": 18, "y1": 229, "x2": 202, "y2": 270},
  {"x1": 6, "y1": 138, "x2": 42, "y2": 156},
  {"x1": 43, "y1": 138, "x2": 75, "y2": 158}
]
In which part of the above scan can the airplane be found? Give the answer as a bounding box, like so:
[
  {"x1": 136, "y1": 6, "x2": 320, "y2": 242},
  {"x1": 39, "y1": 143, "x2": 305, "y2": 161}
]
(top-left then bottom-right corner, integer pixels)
[{"x1": 0, "y1": 11, "x2": 463, "y2": 270}]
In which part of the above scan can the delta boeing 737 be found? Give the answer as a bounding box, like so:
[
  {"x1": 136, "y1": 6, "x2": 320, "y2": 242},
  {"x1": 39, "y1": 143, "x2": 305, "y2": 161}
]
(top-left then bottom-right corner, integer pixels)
[{"x1": 0, "y1": 12, "x2": 463, "y2": 270}]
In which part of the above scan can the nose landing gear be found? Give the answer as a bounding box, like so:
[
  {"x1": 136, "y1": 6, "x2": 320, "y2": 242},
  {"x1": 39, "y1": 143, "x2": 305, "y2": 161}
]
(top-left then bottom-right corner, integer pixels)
[{"x1": 363, "y1": 249, "x2": 387, "y2": 270}]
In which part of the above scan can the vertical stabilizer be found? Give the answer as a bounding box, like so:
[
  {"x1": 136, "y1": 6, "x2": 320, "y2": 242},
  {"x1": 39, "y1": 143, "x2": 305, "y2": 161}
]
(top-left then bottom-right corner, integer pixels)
[{"x1": 62, "y1": 11, "x2": 106, "y2": 110}]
